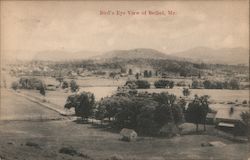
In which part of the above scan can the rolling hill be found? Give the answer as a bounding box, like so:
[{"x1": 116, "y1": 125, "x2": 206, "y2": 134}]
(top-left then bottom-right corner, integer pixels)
[
  {"x1": 31, "y1": 47, "x2": 249, "y2": 65},
  {"x1": 94, "y1": 48, "x2": 178, "y2": 60}
]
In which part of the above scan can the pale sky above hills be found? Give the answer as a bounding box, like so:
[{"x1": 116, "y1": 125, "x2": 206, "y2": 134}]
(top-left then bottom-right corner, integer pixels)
[{"x1": 1, "y1": 1, "x2": 249, "y2": 60}]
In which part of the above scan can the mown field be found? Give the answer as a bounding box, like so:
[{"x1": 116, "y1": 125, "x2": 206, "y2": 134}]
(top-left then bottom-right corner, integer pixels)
[{"x1": 0, "y1": 120, "x2": 249, "y2": 160}]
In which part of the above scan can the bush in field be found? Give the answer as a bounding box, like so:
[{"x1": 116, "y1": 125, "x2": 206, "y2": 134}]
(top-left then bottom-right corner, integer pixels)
[
  {"x1": 229, "y1": 78, "x2": 240, "y2": 90},
  {"x1": 176, "y1": 81, "x2": 187, "y2": 87},
  {"x1": 144, "y1": 70, "x2": 148, "y2": 77},
  {"x1": 11, "y1": 81, "x2": 19, "y2": 90},
  {"x1": 19, "y1": 77, "x2": 29, "y2": 89},
  {"x1": 128, "y1": 69, "x2": 133, "y2": 75},
  {"x1": 124, "y1": 81, "x2": 137, "y2": 90},
  {"x1": 185, "y1": 95, "x2": 210, "y2": 132},
  {"x1": 70, "y1": 80, "x2": 79, "y2": 92},
  {"x1": 56, "y1": 76, "x2": 64, "y2": 86},
  {"x1": 203, "y1": 80, "x2": 224, "y2": 89},
  {"x1": 242, "y1": 100, "x2": 248, "y2": 104},
  {"x1": 125, "y1": 80, "x2": 150, "y2": 89},
  {"x1": 169, "y1": 81, "x2": 174, "y2": 88},
  {"x1": 62, "y1": 81, "x2": 69, "y2": 89},
  {"x1": 182, "y1": 88, "x2": 190, "y2": 97},
  {"x1": 19, "y1": 77, "x2": 45, "y2": 90},
  {"x1": 39, "y1": 85, "x2": 46, "y2": 96},
  {"x1": 136, "y1": 80, "x2": 150, "y2": 89},
  {"x1": 192, "y1": 80, "x2": 199, "y2": 89},
  {"x1": 93, "y1": 71, "x2": 106, "y2": 75},
  {"x1": 191, "y1": 80, "x2": 204, "y2": 89},
  {"x1": 202, "y1": 79, "x2": 240, "y2": 90},
  {"x1": 154, "y1": 80, "x2": 174, "y2": 89},
  {"x1": 154, "y1": 80, "x2": 166, "y2": 88},
  {"x1": 109, "y1": 72, "x2": 117, "y2": 79},
  {"x1": 135, "y1": 73, "x2": 139, "y2": 80},
  {"x1": 64, "y1": 92, "x2": 95, "y2": 120}
]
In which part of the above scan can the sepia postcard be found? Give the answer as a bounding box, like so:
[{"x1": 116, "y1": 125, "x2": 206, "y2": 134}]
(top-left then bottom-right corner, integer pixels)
[{"x1": 0, "y1": 0, "x2": 249, "y2": 160}]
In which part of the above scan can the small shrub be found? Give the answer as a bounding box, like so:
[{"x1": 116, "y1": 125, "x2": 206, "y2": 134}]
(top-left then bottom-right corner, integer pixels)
[
  {"x1": 11, "y1": 81, "x2": 19, "y2": 90},
  {"x1": 154, "y1": 80, "x2": 168, "y2": 88},
  {"x1": 176, "y1": 81, "x2": 186, "y2": 87},
  {"x1": 70, "y1": 80, "x2": 79, "y2": 92},
  {"x1": 125, "y1": 80, "x2": 150, "y2": 89},
  {"x1": 62, "y1": 81, "x2": 69, "y2": 89},
  {"x1": 59, "y1": 146, "x2": 78, "y2": 156},
  {"x1": 25, "y1": 142, "x2": 40, "y2": 148},
  {"x1": 39, "y1": 85, "x2": 46, "y2": 96},
  {"x1": 154, "y1": 80, "x2": 174, "y2": 89},
  {"x1": 136, "y1": 80, "x2": 150, "y2": 89},
  {"x1": 182, "y1": 88, "x2": 190, "y2": 97},
  {"x1": 242, "y1": 100, "x2": 247, "y2": 104}
]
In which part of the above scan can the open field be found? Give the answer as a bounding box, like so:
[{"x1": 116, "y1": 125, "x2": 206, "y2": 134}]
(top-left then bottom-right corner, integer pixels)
[
  {"x1": 139, "y1": 88, "x2": 249, "y2": 103},
  {"x1": 18, "y1": 85, "x2": 249, "y2": 110},
  {"x1": 0, "y1": 120, "x2": 249, "y2": 160},
  {"x1": 0, "y1": 89, "x2": 63, "y2": 121}
]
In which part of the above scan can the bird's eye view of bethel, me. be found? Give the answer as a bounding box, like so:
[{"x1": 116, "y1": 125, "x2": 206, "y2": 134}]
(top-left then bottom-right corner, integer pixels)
[{"x1": 0, "y1": 1, "x2": 249, "y2": 160}]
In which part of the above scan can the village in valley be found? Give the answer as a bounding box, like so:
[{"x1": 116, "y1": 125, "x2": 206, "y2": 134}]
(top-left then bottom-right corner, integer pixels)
[{"x1": 0, "y1": 47, "x2": 249, "y2": 160}]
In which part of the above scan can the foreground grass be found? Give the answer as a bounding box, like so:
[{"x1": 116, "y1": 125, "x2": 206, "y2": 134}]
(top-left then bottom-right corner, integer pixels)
[{"x1": 0, "y1": 120, "x2": 249, "y2": 160}]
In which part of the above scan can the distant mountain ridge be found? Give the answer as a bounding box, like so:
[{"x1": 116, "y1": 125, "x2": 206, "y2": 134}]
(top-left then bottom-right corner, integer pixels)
[
  {"x1": 31, "y1": 47, "x2": 249, "y2": 65},
  {"x1": 94, "y1": 48, "x2": 177, "y2": 60},
  {"x1": 95, "y1": 47, "x2": 249, "y2": 65},
  {"x1": 173, "y1": 47, "x2": 249, "y2": 65}
]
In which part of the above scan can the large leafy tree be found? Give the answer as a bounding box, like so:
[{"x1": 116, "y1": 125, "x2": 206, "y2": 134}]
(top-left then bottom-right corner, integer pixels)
[
  {"x1": 70, "y1": 80, "x2": 79, "y2": 92},
  {"x1": 95, "y1": 92, "x2": 184, "y2": 135},
  {"x1": 182, "y1": 88, "x2": 190, "y2": 97},
  {"x1": 229, "y1": 78, "x2": 240, "y2": 90},
  {"x1": 241, "y1": 112, "x2": 250, "y2": 140},
  {"x1": 185, "y1": 95, "x2": 210, "y2": 132},
  {"x1": 39, "y1": 85, "x2": 46, "y2": 96},
  {"x1": 65, "y1": 92, "x2": 95, "y2": 120},
  {"x1": 153, "y1": 92, "x2": 183, "y2": 125}
]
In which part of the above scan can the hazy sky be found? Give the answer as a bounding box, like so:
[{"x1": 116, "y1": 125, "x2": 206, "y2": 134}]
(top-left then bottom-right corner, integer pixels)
[{"x1": 1, "y1": 1, "x2": 249, "y2": 60}]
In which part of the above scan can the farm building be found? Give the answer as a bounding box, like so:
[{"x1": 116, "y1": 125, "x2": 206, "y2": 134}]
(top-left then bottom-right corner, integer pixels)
[
  {"x1": 120, "y1": 128, "x2": 137, "y2": 142},
  {"x1": 214, "y1": 106, "x2": 248, "y2": 135}
]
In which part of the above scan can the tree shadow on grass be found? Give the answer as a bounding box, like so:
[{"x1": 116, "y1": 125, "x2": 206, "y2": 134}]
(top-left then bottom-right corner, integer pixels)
[
  {"x1": 88, "y1": 123, "x2": 120, "y2": 134},
  {"x1": 72, "y1": 118, "x2": 120, "y2": 134},
  {"x1": 73, "y1": 119, "x2": 89, "y2": 124}
]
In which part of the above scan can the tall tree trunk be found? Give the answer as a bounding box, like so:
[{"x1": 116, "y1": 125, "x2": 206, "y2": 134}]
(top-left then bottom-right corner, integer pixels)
[
  {"x1": 203, "y1": 120, "x2": 206, "y2": 131},
  {"x1": 196, "y1": 123, "x2": 199, "y2": 132}
]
